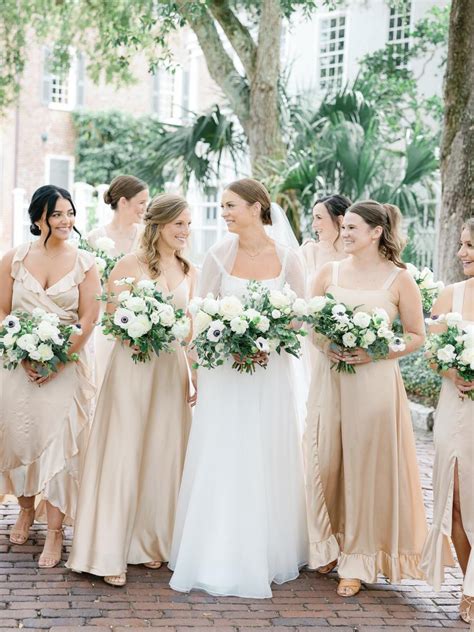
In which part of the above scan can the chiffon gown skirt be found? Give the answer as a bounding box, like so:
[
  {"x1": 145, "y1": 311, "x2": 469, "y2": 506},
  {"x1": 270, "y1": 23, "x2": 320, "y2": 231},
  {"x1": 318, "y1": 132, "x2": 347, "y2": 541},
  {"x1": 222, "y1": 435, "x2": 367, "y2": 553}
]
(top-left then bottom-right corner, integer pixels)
[
  {"x1": 169, "y1": 275, "x2": 309, "y2": 599},
  {"x1": 66, "y1": 279, "x2": 192, "y2": 577},
  {"x1": 0, "y1": 244, "x2": 95, "y2": 524},
  {"x1": 304, "y1": 261, "x2": 428, "y2": 583},
  {"x1": 420, "y1": 281, "x2": 473, "y2": 596}
]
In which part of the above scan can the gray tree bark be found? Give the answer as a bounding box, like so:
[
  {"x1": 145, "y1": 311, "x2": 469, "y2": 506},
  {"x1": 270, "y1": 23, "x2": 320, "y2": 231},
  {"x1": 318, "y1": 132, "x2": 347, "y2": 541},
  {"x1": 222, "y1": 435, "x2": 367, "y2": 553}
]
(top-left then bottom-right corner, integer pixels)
[{"x1": 438, "y1": 0, "x2": 474, "y2": 283}]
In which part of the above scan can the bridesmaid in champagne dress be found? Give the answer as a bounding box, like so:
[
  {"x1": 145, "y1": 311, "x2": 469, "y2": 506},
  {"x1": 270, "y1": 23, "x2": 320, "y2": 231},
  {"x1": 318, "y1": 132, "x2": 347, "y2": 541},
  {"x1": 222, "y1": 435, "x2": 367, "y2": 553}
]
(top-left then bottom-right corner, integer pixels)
[
  {"x1": 420, "y1": 219, "x2": 474, "y2": 624},
  {"x1": 67, "y1": 194, "x2": 195, "y2": 587},
  {"x1": 0, "y1": 185, "x2": 100, "y2": 567},
  {"x1": 87, "y1": 175, "x2": 148, "y2": 390},
  {"x1": 299, "y1": 195, "x2": 351, "y2": 292},
  {"x1": 305, "y1": 200, "x2": 428, "y2": 596}
]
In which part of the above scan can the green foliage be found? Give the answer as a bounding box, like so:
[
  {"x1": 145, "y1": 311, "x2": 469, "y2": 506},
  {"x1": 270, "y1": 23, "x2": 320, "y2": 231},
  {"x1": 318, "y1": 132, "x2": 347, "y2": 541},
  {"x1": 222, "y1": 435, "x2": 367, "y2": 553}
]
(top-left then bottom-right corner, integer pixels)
[{"x1": 399, "y1": 349, "x2": 441, "y2": 408}]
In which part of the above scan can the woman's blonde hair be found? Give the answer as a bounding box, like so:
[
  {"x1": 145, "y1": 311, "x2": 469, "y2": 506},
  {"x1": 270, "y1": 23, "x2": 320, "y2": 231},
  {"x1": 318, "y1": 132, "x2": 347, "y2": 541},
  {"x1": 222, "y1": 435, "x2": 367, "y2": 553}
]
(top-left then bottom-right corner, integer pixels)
[
  {"x1": 348, "y1": 200, "x2": 407, "y2": 268},
  {"x1": 138, "y1": 193, "x2": 190, "y2": 278}
]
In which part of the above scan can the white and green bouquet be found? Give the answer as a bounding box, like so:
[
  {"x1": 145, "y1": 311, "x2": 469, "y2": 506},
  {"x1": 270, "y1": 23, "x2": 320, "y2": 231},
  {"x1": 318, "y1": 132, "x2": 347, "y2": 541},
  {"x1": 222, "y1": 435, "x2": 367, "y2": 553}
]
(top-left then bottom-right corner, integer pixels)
[
  {"x1": 190, "y1": 281, "x2": 306, "y2": 374},
  {"x1": 101, "y1": 277, "x2": 190, "y2": 363},
  {"x1": 301, "y1": 294, "x2": 406, "y2": 373},
  {"x1": 425, "y1": 313, "x2": 474, "y2": 400},
  {"x1": 406, "y1": 263, "x2": 444, "y2": 313},
  {"x1": 79, "y1": 236, "x2": 120, "y2": 283},
  {"x1": 0, "y1": 308, "x2": 81, "y2": 376}
]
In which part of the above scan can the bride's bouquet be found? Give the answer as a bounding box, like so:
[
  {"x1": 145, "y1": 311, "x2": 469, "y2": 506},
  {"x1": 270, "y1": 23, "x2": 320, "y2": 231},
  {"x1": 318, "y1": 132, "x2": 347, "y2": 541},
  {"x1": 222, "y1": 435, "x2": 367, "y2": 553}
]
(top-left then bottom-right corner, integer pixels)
[
  {"x1": 101, "y1": 277, "x2": 190, "y2": 363},
  {"x1": 190, "y1": 281, "x2": 306, "y2": 374},
  {"x1": 425, "y1": 313, "x2": 474, "y2": 400},
  {"x1": 0, "y1": 308, "x2": 81, "y2": 376},
  {"x1": 301, "y1": 294, "x2": 406, "y2": 373},
  {"x1": 79, "y1": 236, "x2": 120, "y2": 283},
  {"x1": 406, "y1": 263, "x2": 444, "y2": 313}
]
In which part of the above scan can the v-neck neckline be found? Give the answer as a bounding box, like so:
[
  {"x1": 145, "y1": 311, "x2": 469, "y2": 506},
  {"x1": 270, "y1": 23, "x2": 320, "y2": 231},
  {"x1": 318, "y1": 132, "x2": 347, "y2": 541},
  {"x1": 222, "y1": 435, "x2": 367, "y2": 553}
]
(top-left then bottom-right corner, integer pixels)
[{"x1": 22, "y1": 243, "x2": 79, "y2": 293}]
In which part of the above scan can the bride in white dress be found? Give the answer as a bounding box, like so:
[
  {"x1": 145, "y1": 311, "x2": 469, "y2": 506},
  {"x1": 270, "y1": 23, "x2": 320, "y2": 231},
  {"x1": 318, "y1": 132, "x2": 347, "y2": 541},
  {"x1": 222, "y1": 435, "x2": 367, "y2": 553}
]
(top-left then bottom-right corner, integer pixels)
[{"x1": 169, "y1": 178, "x2": 309, "y2": 598}]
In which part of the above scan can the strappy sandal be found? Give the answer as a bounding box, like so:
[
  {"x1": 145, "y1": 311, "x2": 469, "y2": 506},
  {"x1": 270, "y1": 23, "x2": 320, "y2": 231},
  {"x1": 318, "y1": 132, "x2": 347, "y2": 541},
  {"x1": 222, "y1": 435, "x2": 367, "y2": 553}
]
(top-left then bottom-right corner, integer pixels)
[
  {"x1": 317, "y1": 560, "x2": 337, "y2": 575},
  {"x1": 337, "y1": 578, "x2": 361, "y2": 597},
  {"x1": 143, "y1": 561, "x2": 162, "y2": 569},
  {"x1": 104, "y1": 572, "x2": 127, "y2": 587},
  {"x1": 38, "y1": 528, "x2": 63, "y2": 568},
  {"x1": 460, "y1": 594, "x2": 473, "y2": 623},
  {"x1": 9, "y1": 506, "x2": 35, "y2": 545}
]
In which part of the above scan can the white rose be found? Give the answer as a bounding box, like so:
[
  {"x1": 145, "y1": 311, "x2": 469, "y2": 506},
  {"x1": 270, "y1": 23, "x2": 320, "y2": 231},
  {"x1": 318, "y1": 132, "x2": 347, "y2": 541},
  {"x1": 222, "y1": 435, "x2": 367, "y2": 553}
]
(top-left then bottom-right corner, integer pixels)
[
  {"x1": 332, "y1": 304, "x2": 347, "y2": 318},
  {"x1": 206, "y1": 320, "x2": 225, "y2": 342},
  {"x1": 256, "y1": 316, "x2": 270, "y2": 333},
  {"x1": 95, "y1": 236, "x2": 116, "y2": 255},
  {"x1": 118, "y1": 290, "x2": 132, "y2": 303},
  {"x1": 446, "y1": 312, "x2": 463, "y2": 327},
  {"x1": 156, "y1": 304, "x2": 176, "y2": 327},
  {"x1": 282, "y1": 284, "x2": 297, "y2": 302},
  {"x1": 377, "y1": 326, "x2": 394, "y2": 341},
  {"x1": 372, "y1": 308, "x2": 390, "y2": 323},
  {"x1": 137, "y1": 279, "x2": 156, "y2": 293},
  {"x1": 95, "y1": 256, "x2": 106, "y2": 274},
  {"x1": 436, "y1": 344, "x2": 457, "y2": 363},
  {"x1": 352, "y1": 311, "x2": 371, "y2": 329},
  {"x1": 269, "y1": 290, "x2": 291, "y2": 309},
  {"x1": 150, "y1": 311, "x2": 160, "y2": 324},
  {"x1": 244, "y1": 308, "x2": 260, "y2": 321},
  {"x1": 292, "y1": 298, "x2": 308, "y2": 317},
  {"x1": 462, "y1": 326, "x2": 474, "y2": 348},
  {"x1": 188, "y1": 297, "x2": 203, "y2": 316},
  {"x1": 342, "y1": 332, "x2": 357, "y2": 348},
  {"x1": 334, "y1": 315, "x2": 351, "y2": 331},
  {"x1": 127, "y1": 314, "x2": 152, "y2": 338},
  {"x1": 32, "y1": 307, "x2": 47, "y2": 319},
  {"x1": 308, "y1": 296, "x2": 328, "y2": 314},
  {"x1": 3, "y1": 332, "x2": 18, "y2": 348},
  {"x1": 195, "y1": 310, "x2": 213, "y2": 334},
  {"x1": 219, "y1": 296, "x2": 244, "y2": 320},
  {"x1": 171, "y1": 318, "x2": 191, "y2": 340},
  {"x1": 255, "y1": 337, "x2": 270, "y2": 353},
  {"x1": 271, "y1": 309, "x2": 281, "y2": 319},
  {"x1": 124, "y1": 297, "x2": 147, "y2": 313},
  {"x1": 360, "y1": 330, "x2": 376, "y2": 348},
  {"x1": 458, "y1": 347, "x2": 474, "y2": 369},
  {"x1": 202, "y1": 296, "x2": 220, "y2": 316},
  {"x1": 230, "y1": 316, "x2": 249, "y2": 335},
  {"x1": 2, "y1": 315, "x2": 21, "y2": 334},
  {"x1": 16, "y1": 333, "x2": 39, "y2": 353},
  {"x1": 35, "y1": 343, "x2": 54, "y2": 362},
  {"x1": 114, "y1": 308, "x2": 136, "y2": 329},
  {"x1": 36, "y1": 321, "x2": 61, "y2": 344}
]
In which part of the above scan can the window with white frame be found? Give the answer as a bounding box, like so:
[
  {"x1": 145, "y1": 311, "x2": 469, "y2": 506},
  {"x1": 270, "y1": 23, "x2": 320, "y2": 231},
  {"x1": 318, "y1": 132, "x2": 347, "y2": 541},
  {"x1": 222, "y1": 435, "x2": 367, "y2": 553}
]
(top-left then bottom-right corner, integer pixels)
[
  {"x1": 45, "y1": 156, "x2": 74, "y2": 191},
  {"x1": 388, "y1": 0, "x2": 412, "y2": 68},
  {"x1": 42, "y1": 49, "x2": 84, "y2": 110},
  {"x1": 318, "y1": 15, "x2": 346, "y2": 93},
  {"x1": 152, "y1": 69, "x2": 177, "y2": 120}
]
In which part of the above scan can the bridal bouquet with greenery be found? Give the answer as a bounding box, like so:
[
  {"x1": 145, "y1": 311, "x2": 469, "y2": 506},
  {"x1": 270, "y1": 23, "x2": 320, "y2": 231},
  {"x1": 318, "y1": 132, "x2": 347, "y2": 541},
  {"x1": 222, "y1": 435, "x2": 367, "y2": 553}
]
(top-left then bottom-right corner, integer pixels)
[
  {"x1": 425, "y1": 313, "x2": 474, "y2": 400},
  {"x1": 301, "y1": 294, "x2": 406, "y2": 373},
  {"x1": 101, "y1": 277, "x2": 190, "y2": 363},
  {"x1": 0, "y1": 308, "x2": 81, "y2": 375},
  {"x1": 190, "y1": 281, "x2": 306, "y2": 374},
  {"x1": 79, "y1": 236, "x2": 120, "y2": 283},
  {"x1": 406, "y1": 263, "x2": 444, "y2": 313}
]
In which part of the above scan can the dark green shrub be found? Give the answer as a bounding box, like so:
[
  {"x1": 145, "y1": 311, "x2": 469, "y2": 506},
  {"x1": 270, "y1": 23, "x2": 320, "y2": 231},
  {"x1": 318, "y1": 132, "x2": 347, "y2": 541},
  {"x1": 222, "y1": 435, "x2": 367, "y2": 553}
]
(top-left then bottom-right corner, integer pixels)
[{"x1": 400, "y1": 349, "x2": 441, "y2": 408}]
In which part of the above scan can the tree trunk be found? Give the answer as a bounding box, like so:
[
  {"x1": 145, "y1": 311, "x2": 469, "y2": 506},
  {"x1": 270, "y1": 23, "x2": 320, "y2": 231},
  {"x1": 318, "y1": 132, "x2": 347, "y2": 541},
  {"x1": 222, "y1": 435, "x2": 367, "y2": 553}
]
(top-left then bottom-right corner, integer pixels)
[
  {"x1": 437, "y1": 0, "x2": 474, "y2": 283},
  {"x1": 248, "y1": 0, "x2": 286, "y2": 173}
]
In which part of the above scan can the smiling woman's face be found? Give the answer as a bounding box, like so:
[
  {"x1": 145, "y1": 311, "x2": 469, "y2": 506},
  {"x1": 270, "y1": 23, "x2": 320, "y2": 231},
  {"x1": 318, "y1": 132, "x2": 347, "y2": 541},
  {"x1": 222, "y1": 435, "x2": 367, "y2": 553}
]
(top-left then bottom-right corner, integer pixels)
[
  {"x1": 458, "y1": 226, "x2": 474, "y2": 277},
  {"x1": 36, "y1": 196, "x2": 75, "y2": 240},
  {"x1": 220, "y1": 189, "x2": 257, "y2": 234}
]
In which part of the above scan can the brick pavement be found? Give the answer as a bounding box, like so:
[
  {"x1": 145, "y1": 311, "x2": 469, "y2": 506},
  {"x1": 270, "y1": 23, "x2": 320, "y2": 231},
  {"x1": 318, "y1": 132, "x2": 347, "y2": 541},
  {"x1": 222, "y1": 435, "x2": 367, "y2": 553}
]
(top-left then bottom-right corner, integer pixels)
[{"x1": 0, "y1": 429, "x2": 469, "y2": 632}]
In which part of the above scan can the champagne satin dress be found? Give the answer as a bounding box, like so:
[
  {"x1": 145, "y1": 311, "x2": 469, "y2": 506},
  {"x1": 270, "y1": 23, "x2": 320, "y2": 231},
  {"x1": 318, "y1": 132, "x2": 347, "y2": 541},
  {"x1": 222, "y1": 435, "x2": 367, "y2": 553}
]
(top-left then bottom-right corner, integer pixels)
[
  {"x1": 420, "y1": 280, "x2": 472, "y2": 596},
  {"x1": 304, "y1": 261, "x2": 428, "y2": 582},
  {"x1": 0, "y1": 244, "x2": 95, "y2": 523},
  {"x1": 67, "y1": 275, "x2": 192, "y2": 577},
  {"x1": 87, "y1": 225, "x2": 143, "y2": 392}
]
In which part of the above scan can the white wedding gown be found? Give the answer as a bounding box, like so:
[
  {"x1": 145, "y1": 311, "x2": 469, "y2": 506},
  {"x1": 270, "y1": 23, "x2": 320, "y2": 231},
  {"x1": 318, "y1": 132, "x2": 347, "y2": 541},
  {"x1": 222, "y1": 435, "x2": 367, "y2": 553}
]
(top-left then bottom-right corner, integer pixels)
[{"x1": 169, "y1": 244, "x2": 309, "y2": 598}]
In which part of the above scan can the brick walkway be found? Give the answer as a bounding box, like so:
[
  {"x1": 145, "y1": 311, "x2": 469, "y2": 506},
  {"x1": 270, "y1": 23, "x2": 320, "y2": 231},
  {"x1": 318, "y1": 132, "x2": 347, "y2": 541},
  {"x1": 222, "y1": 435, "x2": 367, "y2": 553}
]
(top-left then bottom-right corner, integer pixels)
[{"x1": 0, "y1": 429, "x2": 468, "y2": 632}]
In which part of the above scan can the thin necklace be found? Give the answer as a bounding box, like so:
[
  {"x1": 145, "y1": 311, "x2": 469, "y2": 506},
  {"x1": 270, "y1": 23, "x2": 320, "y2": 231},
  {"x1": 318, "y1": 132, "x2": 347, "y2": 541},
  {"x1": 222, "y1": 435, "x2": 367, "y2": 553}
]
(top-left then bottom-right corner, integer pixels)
[
  {"x1": 40, "y1": 246, "x2": 65, "y2": 260},
  {"x1": 240, "y1": 239, "x2": 270, "y2": 258}
]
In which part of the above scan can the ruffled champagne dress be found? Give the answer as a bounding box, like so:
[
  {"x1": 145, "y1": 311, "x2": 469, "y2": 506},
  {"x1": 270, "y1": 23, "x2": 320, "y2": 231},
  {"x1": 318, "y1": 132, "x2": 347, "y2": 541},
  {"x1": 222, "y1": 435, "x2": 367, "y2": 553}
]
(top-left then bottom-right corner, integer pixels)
[
  {"x1": 304, "y1": 261, "x2": 428, "y2": 582},
  {"x1": 0, "y1": 243, "x2": 95, "y2": 524},
  {"x1": 169, "y1": 245, "x2": 310, "y2": 599},
  {"x1": 420, "y1": 280, "x2": 473, "y2": 596},
  {"x1": 87, "y1": 225, "x2": 143, "y2": 392},
  {"x1": 66, "y1": 274, "x2": 192, "y2": 577}
]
